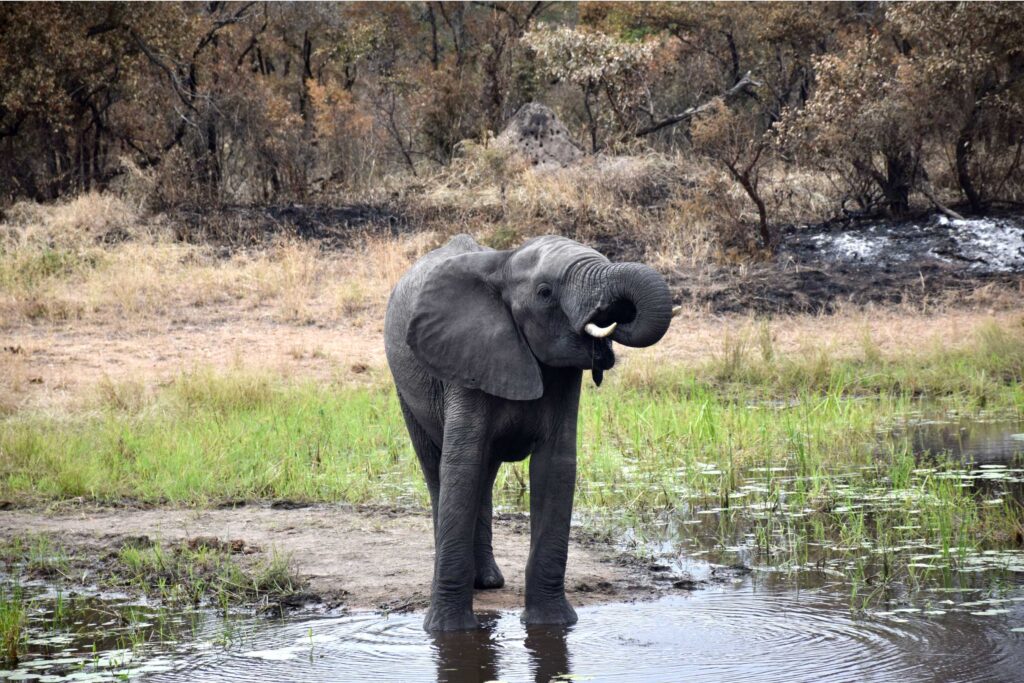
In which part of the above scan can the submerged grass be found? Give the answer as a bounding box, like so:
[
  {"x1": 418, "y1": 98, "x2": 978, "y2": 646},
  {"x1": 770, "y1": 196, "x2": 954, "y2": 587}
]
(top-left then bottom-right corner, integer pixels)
[
  {"x1": 0, "y1": 585, "x2": 26, "y2": 664},
  {"x1": 2, "y1": 533, "x2": 303, "y2": 613}
]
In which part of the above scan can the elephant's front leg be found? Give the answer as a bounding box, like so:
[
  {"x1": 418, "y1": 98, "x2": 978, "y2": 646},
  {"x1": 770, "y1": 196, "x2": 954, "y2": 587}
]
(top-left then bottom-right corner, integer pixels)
[
  {"x1": 424, "y1": 405, "x2": 488, "y2": 631},
  {"x1": 522, "y1": 427, "x2": 579, "y2": 626}
]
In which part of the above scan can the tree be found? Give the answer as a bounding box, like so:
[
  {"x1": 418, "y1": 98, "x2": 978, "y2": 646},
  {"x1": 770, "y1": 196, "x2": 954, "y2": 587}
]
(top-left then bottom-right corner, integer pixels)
[
  {"x1": 522, "y1": 24, "x2": 655, "y2": 152},
  {"x1": 776, "y1": 35, "x2": 926, "y2": 217},
  {"x1": 889, "y1": 4, "x2": 1024, "y2": 213},
  {"x1": 691, "y1": 99, "x2": 772, "y2": 248}
]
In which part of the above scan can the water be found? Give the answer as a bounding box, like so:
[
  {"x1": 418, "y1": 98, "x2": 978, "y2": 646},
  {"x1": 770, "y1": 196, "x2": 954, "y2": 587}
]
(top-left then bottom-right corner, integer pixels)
[
  {"x1": 898, "y1": 415, "x2": 1024, "y2": 465},
  {"x1": 159, "y1": 587, "x2": 1024, "y2": 682},
  {"x1": 3, "y1": 581, "x2": 1022, "y2": 682},
  {"x1": 3, "y1": 416, "x2": 1023, "y2": 681}
]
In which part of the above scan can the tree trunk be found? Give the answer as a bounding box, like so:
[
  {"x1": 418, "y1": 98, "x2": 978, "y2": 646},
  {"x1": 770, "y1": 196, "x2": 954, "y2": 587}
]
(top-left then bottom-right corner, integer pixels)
[
  {"x1": 882, "y1": 152, "x2": 913, "y2": 217},
  {"x1": 737, "y1": 172, "x2": 771, "y2": 249},
  {"x1": 583, "y1": 88, "x2": 598, "y2": 153},
  {"x1": 724, "y1": 158, "x2": 773, "y2": 250},
  {"x1": 956, "y1": 109, "x2": 983, "y2": 213}
]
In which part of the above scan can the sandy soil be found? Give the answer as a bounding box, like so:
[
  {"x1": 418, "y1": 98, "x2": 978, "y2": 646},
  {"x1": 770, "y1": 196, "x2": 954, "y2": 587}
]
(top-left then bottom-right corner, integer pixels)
[{"x1": 0, "y1": 505, "x2": 658, "y2": 612}]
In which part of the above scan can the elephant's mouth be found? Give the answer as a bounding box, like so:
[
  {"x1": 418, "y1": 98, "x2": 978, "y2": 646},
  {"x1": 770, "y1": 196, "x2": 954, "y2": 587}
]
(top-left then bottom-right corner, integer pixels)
[
  {"x1": 580, "y1": 301, "x2": 633, "y2": 386},
  {"x1": 589, "y1": 337, "x2": 615, "y2": 386}
]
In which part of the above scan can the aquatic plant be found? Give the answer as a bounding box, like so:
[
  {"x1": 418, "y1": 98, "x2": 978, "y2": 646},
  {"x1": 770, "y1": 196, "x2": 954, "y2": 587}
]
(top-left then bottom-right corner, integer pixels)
[{"x1": 0, "y1": 586, "x2": 26, "y2": 664}]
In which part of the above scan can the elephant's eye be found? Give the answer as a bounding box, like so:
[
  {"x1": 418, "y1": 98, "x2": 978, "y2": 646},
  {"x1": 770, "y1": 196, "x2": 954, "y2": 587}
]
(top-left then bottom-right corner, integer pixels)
[{"x1": 537, "y1": 284, "x2": 553, "y2": 299}]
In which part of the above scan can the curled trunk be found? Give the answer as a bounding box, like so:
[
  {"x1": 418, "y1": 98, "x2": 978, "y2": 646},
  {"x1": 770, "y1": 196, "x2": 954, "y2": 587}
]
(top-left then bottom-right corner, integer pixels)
[
  {"x1": 603, "y1": 263, "x2": 673, "y2": 347},
  {"x1": 563, "y1": 262, "x2": 672, "y2": 348}
]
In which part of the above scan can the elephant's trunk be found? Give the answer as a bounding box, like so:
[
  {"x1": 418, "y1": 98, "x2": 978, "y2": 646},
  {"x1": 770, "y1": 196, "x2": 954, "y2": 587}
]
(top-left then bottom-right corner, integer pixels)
[
  {"x1": 565, "y1": 260, "x2": 673, "y2": 349},
  {"x1": 601, "y1": 262, "x2": 673, "y2": 348}
]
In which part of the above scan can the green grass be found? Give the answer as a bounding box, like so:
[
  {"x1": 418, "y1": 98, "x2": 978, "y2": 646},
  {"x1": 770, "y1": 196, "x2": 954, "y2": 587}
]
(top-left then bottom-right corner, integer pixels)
[
  {"x1": 115, "y1": 540, "x2": 301, "y2": 609},
  {"x1": 0, "y1": 586, "x2": 26, "y2": 664},
  {"x1": 1, "y1": 322, "x2": 1021, "y2": 507},
  {"x1": 2, "y1": 533, "x2": 302, "y2": 612},
  {"x1": 0, "y1": 318, "x2": 1022, "y2": 609}
]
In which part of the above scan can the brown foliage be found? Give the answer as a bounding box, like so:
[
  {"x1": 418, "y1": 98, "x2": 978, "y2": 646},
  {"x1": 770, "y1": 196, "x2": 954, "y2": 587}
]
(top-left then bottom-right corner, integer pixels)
[{"x1": 0, "y1": 1, "x2": 1021, "y2": 227}]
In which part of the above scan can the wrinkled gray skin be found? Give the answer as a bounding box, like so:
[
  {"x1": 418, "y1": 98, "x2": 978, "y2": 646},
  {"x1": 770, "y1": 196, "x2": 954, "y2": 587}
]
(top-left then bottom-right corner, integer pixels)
[{"x1": 384, "y1": 234, "x2": 673, "y2": 631}]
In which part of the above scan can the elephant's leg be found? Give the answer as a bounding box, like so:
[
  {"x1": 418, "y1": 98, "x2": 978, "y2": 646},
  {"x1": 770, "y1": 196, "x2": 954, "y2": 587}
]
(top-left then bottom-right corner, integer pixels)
[
  {"x1": 398, "y1": 395, "x2": 440, "y2": 531},
  {"x1": 474, "y1": 459, "x2": 505, "y2": 590},
  {"x1": 424, "y1": 398, "x2": 488, "y2": 631},
  {"x1": 522, "y1": 401, "x2": 580, "y2": 626}
]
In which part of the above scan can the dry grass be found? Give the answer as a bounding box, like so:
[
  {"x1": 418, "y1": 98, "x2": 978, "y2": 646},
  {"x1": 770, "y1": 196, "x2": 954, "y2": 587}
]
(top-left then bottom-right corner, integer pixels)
[
  {"x1": 626, "y1": 307, "x2": 1024, "y2": 372},
  {"x1": 1, "y1": 188, "x2": 1020, "y2": 416},
  {"x1": 0, "y1": 195, "x2": 428, "y2": 328},
  {"x1": 408, "y1": 146, "x2": 844, "y2": 268}
]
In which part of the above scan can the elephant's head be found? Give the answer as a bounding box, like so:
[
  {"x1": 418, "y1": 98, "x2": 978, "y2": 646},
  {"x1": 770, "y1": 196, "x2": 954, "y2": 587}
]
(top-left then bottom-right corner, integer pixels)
[{"x1": 406, "y1": 235, "x2": 673, "y2": 400}]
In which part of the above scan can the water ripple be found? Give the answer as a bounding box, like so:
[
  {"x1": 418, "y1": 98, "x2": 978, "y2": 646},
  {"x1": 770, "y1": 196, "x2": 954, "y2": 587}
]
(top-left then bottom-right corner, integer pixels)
[{"x1": 146, "y1": 586, "x2": 1024, "y2": 683}]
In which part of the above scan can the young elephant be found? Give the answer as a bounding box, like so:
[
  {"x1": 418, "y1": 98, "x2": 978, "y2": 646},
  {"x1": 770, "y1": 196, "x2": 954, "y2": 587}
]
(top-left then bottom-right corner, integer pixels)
[{"x1": 384, "y1": 234, "x2": 673, "y2": 631}]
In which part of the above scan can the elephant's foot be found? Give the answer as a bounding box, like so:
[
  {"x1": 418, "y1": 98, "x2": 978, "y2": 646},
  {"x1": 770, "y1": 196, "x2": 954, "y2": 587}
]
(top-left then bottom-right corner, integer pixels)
[
  {"x1": 474, "y1": 556, "x2": 505, "y2": 589},
  {"x1": 521, "y1": 596, "x2": 578, "y2": 626},
  {"x1": 423, "y1": 604, "x2": 480, "y2": 632}
]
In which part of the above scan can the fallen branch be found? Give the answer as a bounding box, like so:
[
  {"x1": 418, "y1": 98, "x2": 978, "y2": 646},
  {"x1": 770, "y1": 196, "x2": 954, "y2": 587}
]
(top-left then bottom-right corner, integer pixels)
[
  {"x1": 634, "y1": 71, "x2": 761, "y2": 138},
  {"x1": 920, "y1": 183, "x2": 965, "y2": 221}
]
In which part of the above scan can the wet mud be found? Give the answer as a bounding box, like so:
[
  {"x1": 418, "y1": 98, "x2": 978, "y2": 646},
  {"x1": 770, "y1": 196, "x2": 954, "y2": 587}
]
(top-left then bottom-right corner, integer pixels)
[{"x1": 0, "y1": 505, "x2": 660, "y2": 614}]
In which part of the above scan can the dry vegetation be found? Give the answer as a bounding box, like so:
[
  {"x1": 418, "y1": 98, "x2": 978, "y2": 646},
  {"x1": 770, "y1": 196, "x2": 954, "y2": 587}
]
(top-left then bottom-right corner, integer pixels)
[
  {"x1": 1, "y1": 187, "x2": 1021, "y2": 418},
  {"x1": 0, "y1": 192, "x2": 429, "y2": 329}
]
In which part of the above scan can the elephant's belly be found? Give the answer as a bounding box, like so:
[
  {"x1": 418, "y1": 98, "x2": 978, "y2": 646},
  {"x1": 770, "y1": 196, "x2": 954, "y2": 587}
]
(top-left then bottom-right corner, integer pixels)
[{"x1": 491, "y1": 433, "x2": 536, "y2": 463}]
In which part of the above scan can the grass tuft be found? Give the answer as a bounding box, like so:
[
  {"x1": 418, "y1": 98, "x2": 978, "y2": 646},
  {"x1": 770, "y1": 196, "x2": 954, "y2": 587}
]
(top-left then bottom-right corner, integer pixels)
[{"x1": 0, "y1": 586, "x2": 26, "y2": 664}]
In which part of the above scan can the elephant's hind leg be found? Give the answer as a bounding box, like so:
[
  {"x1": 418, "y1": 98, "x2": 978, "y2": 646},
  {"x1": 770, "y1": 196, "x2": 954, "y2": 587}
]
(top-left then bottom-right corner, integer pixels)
[
  {"x1": 398, "y1": 395, "x2": 441, "y2": 531},
  {"x1": 474, "y1": 459, "x2": 505, "y2": 590}
]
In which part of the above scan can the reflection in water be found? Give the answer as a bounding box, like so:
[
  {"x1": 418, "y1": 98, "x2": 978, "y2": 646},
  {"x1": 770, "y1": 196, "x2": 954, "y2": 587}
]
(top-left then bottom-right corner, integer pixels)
[
  {"x1": 131, "y1": 587, "x2": 1022, "y2": 682},
  {"x1": 431, "y1": 613, "x2": 571, "y2": 683},
  {"x1": 4, "y1": 571, "x2": 1024, "y2": 683},
  {"x1": 524, "y1": 624, "x2": 571, "y2": 683},
  {"x1": 903, "y1": 417, "x2": 1024, "y2": 464},
  {"x1": 431, "y1": 613, "x2": 501, "y2": 683}
]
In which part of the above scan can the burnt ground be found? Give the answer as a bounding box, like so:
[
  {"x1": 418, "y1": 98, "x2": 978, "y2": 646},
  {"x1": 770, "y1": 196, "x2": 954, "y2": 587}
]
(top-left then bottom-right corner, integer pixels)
[
  {"x1": 163, "y1": 204, "x2": 1024, "y2": 315},
  {"x1": 166, "y1": 203, "x2": 408, "y2": 247},
  {"x1": 668, "y1": 213, "x2": 1024, "y2": 314}
]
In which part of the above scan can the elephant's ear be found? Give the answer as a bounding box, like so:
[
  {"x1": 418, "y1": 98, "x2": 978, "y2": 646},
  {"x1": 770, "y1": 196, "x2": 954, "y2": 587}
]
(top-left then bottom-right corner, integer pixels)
[{"x1": 407, "y1": 250, "x2": 543, "y2": 401}]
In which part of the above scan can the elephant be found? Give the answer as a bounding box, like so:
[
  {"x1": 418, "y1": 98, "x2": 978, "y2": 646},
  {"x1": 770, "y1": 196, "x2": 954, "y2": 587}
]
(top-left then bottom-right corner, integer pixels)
[{"x1": 384, "y1": 234, "x2": 673, "y2": 631}]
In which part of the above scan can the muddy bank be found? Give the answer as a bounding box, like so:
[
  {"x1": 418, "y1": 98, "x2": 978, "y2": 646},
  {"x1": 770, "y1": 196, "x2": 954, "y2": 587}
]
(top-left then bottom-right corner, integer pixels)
[{"x1": 0, "y1": 504, "x2": 661, "y2": 613}]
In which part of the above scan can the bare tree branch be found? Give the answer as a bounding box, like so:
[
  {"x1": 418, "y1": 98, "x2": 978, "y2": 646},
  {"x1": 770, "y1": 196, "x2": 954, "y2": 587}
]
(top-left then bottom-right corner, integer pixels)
[{"x1": 634, "y1": 71, "x2": 761, "y2": 138}]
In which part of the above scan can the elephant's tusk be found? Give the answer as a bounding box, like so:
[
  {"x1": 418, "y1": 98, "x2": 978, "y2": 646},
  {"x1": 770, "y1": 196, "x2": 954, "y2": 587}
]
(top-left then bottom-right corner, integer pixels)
[
  {"x1": 672, "y1": 305, "x2": 682, "y2": 317},
  {"x1": 585, "y1": 321, "x2": 618, "y2": 338}
]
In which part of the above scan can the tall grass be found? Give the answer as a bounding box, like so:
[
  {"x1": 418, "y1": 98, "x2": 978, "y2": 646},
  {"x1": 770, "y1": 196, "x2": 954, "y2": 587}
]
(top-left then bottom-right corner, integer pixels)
[{"x1": 0, "y1": 194, "x2": 422, "y2": 326}]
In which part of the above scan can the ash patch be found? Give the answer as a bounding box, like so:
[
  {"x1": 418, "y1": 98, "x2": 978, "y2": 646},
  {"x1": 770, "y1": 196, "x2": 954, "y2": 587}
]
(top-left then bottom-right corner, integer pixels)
[
  {"x1": 783, "y1": 215, "x2": 1024, "y2": 274},
  {"x1": 666, "y1": 213, "x2": 1024, "y2": 314},
  {"x1": 934, "y1": 216, "x2": 1024, "y2": 272}
]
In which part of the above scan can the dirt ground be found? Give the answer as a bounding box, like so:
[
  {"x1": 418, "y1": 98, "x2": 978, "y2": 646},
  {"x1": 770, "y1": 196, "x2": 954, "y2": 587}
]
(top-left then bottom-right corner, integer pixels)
[
  {"x1": 0, "y1": 505, "x2": 660, "y2": 612},
  {"x1": 5, "y1": 304, "x2": 1021, "y2": 411}
]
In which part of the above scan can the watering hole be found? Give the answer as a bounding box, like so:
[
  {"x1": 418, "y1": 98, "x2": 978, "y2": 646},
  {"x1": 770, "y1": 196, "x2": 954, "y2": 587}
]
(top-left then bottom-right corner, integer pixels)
[
  {"x1": 2, "y1": 416, "x2": 1023, "y2": 681},
  {"x1": 2, "y1": 580, "x2": 1022, "y2": 682}
]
